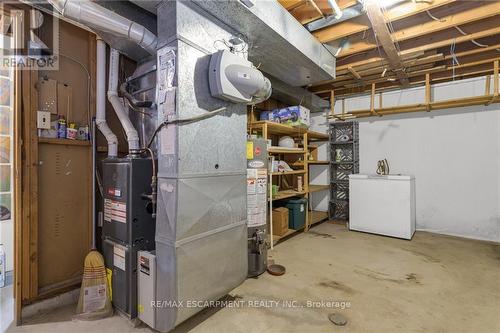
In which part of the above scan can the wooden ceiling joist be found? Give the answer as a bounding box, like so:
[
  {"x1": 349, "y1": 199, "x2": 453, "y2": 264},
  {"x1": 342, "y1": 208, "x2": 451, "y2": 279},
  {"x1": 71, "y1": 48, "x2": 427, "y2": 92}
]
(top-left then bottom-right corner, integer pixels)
[
  {"x1": 364, "y1": 0, "x2": 409, "y2": 85},
  {"x1": 320, "y1": 62, "x2": 498, "y2": 98},
  {"x1": 278, "y1": 0, "x2": 500, "y2": 99},
  {"x1": 314, "y1": 0, "x2": 456, "y2": 43},
  {"x1": 337, "y1": 4, "x2": 500, "y2": 58}
]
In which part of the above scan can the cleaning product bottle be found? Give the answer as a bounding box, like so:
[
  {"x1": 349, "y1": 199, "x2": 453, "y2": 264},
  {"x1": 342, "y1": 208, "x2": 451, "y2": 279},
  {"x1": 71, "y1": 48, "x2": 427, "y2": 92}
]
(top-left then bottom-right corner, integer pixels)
[
  {"x1": 0, "y1": 244, "x2": 5, "y2": 288},
  {"x1": 57, "y1": 115, "x2": 67, "y2": 139}
]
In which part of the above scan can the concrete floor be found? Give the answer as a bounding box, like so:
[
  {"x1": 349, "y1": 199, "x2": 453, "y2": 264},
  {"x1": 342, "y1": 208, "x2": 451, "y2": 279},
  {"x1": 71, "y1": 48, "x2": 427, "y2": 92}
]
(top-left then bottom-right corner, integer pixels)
[{"x1": 5, "y1": 223, "x2": 500, "y2": 333}]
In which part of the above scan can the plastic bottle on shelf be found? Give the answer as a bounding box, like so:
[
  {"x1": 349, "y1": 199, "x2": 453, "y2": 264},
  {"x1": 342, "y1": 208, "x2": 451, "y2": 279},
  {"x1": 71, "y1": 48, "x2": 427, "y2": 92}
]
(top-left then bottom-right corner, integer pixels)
[{"x1": 57, "y1": 115, "x2": 67, "y2": 139}]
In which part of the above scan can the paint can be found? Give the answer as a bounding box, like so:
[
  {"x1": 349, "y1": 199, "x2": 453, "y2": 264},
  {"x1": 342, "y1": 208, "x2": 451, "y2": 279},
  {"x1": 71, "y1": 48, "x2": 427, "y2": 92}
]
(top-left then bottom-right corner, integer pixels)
[{"x1": 66, "y1": 123, "x2": 78, "y2": 140}]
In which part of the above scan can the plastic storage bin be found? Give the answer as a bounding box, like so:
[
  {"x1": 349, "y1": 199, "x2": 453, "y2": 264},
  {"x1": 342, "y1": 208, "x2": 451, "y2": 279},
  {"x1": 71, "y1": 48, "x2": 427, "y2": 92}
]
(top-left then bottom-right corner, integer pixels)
[{"x1": 285, "y1": 198, "x2": 308, "y2": 230}]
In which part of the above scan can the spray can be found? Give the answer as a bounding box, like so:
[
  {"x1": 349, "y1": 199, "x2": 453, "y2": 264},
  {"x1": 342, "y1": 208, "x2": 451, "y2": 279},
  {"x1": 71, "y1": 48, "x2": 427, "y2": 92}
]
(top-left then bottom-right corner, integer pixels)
[
  {"x1": 57, "y1": 116, "x2": 67, "y2": 139},
  {"x1": 0, "y1": 244, "x2": 5, "y2": 288}
]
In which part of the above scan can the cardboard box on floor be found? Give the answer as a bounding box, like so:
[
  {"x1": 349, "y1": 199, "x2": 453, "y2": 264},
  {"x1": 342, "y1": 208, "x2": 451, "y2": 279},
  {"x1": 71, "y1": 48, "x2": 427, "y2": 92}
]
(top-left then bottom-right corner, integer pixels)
[{"x1": 272, "y1": 207, "x2": 289, "y2": 236}]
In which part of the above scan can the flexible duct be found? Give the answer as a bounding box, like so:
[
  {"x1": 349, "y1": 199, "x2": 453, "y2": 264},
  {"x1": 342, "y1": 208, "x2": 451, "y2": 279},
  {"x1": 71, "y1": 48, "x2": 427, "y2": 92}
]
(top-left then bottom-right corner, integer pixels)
[
  {"x1": 108, "y1": 48, "x2": 140, "y2": 153},
  {"x1": 47, "y1": 0, "x2": 157, "y2": 55},
  {"x1": 95, "y1": 38, "x2": 118, "y2": 157}
]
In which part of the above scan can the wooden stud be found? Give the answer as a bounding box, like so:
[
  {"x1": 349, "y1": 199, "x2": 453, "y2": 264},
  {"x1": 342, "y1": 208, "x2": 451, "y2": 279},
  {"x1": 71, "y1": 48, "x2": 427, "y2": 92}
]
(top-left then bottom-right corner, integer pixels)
[
  {"x1": 370, "y1": 83, "x2": 376, "y2": 115},
  {"x1": 21, "y1": 69, "x2": 39, "y2": 301},
  {"x1": 485, "y1": 75, "x2": 491, "y2": 96},
  {"x1": 330, "y1": 90, "x2": 335, "y2": 116},
  {"x1": 13, "y1": 67, "x2": 22, "y2": 325},
  {"x1": 425, "y1": 73, "x2": 431, "y2": 112},
  {"x1": 494, "y1": 60, "x2": 499, "y2": 97}
]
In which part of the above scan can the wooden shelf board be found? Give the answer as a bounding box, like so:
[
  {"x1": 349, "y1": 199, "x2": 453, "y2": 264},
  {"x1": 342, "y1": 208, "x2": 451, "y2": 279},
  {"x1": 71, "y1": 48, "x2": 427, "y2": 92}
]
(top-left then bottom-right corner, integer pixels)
[
  {"x1": 308, "y1": 184, "x2": 329, "y2": 193},
  {"x1": 309, "y1": 210, "x2": 329, "y2": 225},
  {"x1": 308, "y1": 130, "x2": 329, "y2": 141},
  {"x1": 270, "y1": 190, "x2": 307, "y2": 201},
  {"x1": 272, "y1": 229, "x2": 298, "y2": 242},
  {"x1": 268, "y1": 148, "x2": 306, "y2": 154},
  {"x1": 249, "y1": 121, "x2": 308, "y2": 137},
  {"x1": 38, "y1": 137, "x2": 91, "y2": 147},
  {"x1": 308, "y1": 160, "x2": 329, "y2": 165},
  {"x1": 270, "y1": 170, "x2": 306, "y2": 176},
  {"x1": 249, "y1": 121, "x2": 328, "y2": 140}
]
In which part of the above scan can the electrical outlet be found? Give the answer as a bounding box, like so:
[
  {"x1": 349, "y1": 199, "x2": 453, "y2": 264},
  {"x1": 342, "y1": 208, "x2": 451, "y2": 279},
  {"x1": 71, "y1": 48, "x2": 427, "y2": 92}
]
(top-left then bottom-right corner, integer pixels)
[{"x1": 37, "y1": 111, "x2": 51, "y2": 129}]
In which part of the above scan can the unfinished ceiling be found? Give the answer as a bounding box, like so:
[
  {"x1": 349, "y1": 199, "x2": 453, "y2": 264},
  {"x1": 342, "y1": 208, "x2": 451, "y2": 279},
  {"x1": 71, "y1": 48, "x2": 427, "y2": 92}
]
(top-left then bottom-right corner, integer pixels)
[{"x1": 279, "y1": 0, "x2": 500, "y2": 99}]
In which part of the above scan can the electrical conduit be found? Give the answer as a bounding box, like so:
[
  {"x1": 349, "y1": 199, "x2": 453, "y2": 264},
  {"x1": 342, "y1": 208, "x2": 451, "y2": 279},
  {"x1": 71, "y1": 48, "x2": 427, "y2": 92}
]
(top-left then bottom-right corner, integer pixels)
[{"x1": 108, "y1": 48, "x2": 140, "y2": 153}]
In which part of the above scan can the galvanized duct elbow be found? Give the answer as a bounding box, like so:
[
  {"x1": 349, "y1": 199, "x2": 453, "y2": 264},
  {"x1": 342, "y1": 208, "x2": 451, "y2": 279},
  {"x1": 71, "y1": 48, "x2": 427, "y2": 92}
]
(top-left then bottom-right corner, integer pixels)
[
  {"x1": 47, "y1": 0, "x2": 157, "y2": 55},
  {"x1": 108, "y1": 48, "x2": 140, "y2": 153}
]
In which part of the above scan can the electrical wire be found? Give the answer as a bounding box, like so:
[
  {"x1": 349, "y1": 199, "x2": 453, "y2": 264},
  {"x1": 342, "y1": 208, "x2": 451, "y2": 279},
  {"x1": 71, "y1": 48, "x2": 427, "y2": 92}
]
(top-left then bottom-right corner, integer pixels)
[
  {"x1": 58, "y1": 53, "x2": 91, "y2": 136},
  {"x1": 454, "y1": 26, "x2": 493, "y2": 49},
  {"x1": 425, "y1": 9, "x2": 445, "y2": 22},
  {"x1": 146, "y1": 106, "x2": 227, "y2": 148}
]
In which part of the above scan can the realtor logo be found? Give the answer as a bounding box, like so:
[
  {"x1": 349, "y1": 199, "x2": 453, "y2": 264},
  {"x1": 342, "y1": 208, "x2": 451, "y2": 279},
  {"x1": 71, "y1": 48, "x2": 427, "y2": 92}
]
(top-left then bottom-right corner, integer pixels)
[{"x1": 0, "y1": 2, "x2": 59, "y2": 70}]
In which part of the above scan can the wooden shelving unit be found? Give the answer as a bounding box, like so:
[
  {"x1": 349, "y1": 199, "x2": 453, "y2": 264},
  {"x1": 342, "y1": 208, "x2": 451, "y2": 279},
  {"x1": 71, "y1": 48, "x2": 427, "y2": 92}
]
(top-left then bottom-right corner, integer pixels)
[
  {"x1": 38, "y1": 137, "x2": 91, "y2": 147},
  {"x1": 248, "y1": 120, "x2": 330, "y2": 246}
]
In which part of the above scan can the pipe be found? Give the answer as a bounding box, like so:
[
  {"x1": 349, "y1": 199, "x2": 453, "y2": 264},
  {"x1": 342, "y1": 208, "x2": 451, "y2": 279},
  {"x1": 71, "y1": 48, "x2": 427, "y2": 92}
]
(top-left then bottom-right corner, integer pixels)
[
  {"x1": 327, "y1": 0, "x2": 343, "y2": 20},
  {"x1": 96, "y1": 37, "x2": 118, "y2": 157},
  {"x1": 47, "y1": 0, "x2": 157, "y2": 55},
  {"x1": 120, "y1": 81, "x2": 153, "y2": 108},
  {"x1": 108, "y1": 48, "x2": 140, "y2": 153}
]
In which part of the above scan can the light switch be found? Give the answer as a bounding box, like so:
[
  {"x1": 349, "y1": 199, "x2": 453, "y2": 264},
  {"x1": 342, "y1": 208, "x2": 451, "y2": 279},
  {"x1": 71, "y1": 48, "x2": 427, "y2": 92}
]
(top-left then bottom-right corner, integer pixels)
[{"x1": 37, "y1": 111, "x2": 51, "y2": 129}]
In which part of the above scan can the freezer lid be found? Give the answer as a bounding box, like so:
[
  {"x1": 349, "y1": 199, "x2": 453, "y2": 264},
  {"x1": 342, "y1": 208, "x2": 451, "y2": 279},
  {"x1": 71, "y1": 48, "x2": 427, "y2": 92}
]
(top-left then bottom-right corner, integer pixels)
[{"x1": 349, "y1": 174, "x2": 415, "y2": 180}]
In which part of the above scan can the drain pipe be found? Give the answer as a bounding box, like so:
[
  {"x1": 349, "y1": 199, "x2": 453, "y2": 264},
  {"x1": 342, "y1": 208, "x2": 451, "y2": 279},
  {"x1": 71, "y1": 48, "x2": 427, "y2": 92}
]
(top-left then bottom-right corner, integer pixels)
[
  {"x1": 108, "y1": 48, "x2": 140, "y2": 154},
  {"x1": 47, "y1": 0, "x2": 157, "y2": 55},
  {"x1": 96, "y1": 37, "x2": 118, "y2": 157}
]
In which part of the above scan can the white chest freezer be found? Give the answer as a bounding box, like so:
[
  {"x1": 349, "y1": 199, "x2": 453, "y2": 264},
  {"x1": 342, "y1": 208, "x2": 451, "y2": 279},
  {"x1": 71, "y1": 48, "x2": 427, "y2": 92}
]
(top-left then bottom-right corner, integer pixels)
[{"x1": 349, "y1": 174, "x2": 416, "y2": 240}]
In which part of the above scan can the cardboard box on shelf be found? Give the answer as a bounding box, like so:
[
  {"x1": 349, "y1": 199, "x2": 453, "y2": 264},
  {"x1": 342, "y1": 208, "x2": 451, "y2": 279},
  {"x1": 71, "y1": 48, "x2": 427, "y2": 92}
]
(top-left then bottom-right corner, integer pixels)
[
  {"x1": 272, "y1": 207, "x2": 289, "y2": 236},
  {"x1": 260, "y1": 105, "x2": 310, "y2": 128}
]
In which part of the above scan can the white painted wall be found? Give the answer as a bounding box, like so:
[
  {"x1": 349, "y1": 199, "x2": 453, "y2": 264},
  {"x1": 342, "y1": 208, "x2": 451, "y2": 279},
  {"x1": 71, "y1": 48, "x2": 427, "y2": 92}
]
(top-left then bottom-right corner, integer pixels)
[{"x1": 338, "y1": 77, "x2": 500, "y2": 242}]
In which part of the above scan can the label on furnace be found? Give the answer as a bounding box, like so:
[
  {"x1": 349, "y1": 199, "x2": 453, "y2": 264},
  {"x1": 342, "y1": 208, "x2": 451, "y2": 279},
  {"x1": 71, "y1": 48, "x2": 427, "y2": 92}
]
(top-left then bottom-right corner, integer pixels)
[{"x1": 104, "y1": 199, "x2": 127, "y2": 223}]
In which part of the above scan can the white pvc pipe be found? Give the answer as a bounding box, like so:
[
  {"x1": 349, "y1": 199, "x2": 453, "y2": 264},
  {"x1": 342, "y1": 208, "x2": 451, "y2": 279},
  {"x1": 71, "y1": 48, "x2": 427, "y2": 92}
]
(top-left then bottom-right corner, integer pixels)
[
  {"x1": 95, "y1": 38, "x2": 118, "y2": 157},
  {"x1": 48, "y1": 0, "x2": 157, "y2": 55},
  {"x1": 108, "y1": 48, "x2": 140, "y2": 152},
  {"x1": 327, "y1": 0, "x2": 343, "y2": 19}
]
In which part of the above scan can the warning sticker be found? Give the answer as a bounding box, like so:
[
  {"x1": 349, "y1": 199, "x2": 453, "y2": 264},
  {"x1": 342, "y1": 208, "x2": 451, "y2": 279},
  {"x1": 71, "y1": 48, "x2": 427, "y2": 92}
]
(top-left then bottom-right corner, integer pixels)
[
  {"x1": 104, "y1": 199, "x2": 127, "y2": 223},
  {"x1": 113, "y1": 245, "x2": 126, "y2": 271},
  {"x1": 83, "y1": 284, "x2": 107, "y2": 313}
]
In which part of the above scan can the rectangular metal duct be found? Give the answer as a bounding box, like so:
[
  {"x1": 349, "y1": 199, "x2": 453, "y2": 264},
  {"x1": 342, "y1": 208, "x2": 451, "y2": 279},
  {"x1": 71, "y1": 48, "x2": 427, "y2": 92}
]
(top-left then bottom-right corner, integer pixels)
[
  {"x1": 268, "y1": 75, "x2": 330, "y2": 112},
  {"x1": 153, "y1": 1, "x2": 248, "y2": 331},
  {"x1": 132, "y1": 0, "x2": 336, "y2": 87}
]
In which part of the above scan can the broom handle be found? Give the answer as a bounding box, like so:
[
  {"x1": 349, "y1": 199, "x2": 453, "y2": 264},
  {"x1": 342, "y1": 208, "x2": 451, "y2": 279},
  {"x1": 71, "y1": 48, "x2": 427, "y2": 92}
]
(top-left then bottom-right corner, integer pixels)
[{"x1": 91, "y1": 118, "x2": 96, "y2": 249}]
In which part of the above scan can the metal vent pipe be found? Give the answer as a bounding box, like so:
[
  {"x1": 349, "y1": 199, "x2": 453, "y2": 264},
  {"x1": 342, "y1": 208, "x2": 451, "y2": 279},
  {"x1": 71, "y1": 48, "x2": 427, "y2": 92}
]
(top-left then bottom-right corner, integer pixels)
[{"x1": 47, "y1": 0, "x2": 157, "y2": 55}]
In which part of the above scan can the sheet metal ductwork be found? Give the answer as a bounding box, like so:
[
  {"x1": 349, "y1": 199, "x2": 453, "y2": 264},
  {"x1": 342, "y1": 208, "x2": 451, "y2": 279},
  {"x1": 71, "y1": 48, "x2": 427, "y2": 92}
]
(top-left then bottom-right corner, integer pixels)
[
  {"x1": 153, "y1": 1, "x2": 248, "y2": 331},
  {"x1": 132, "y1": 0, "x2": 336, "y2": 87}
]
